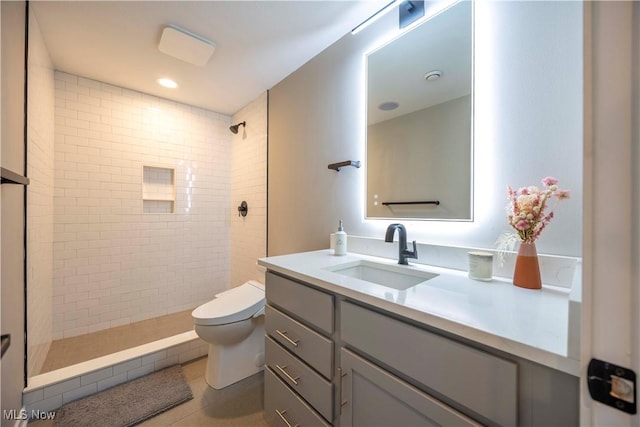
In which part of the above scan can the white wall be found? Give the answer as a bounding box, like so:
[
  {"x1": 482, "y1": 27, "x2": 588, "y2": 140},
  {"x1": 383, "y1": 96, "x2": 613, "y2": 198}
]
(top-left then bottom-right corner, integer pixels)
[
  {"x1": 230, "y1": 92, "x2": 268, "y2": 286},
  {"x1": 269, "y1": 1, "x2": 583, "y2": 258},
  {"x1": 52, "y1": 72, "x2": 231, "y2": 339},
  {"x1": 27, "y1": 7, "x2": 55, "y2": 376}
]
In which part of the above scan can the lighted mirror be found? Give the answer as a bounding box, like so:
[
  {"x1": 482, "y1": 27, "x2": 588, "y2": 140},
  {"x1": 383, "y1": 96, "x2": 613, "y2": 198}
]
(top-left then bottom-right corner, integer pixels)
[{"x1": 366, "y1": 1, "x2": 473, "y2": 220}]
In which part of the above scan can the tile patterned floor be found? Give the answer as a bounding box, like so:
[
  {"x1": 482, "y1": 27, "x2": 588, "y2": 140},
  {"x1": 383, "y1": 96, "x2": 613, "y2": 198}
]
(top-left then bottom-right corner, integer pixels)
[
  {"x1": 40, "y1": 310, "x2": 195, "y2": 373},
  {"x1": 29, "y1": 357, "x2": 270, "y2": 426}
]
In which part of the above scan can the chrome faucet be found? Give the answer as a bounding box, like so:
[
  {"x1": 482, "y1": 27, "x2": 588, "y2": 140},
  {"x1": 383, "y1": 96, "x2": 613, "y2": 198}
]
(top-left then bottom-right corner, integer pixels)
[{"x1": 384, "y1": 224, "x2": 418, "y2": 265}]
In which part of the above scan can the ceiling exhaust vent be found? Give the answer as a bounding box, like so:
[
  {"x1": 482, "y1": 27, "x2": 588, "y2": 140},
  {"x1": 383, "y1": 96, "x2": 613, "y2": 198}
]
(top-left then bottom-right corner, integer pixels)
[{"x1": 158, "y1": 25, "x2": 216, "y2": 67}]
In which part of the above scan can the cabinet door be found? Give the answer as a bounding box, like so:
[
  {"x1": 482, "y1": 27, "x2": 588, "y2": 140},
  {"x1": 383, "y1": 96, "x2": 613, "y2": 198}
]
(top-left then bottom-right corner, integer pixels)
[
  {"x1": 339, "y1": 349, "x2": 482, "y2": 427},
  {"x1": 341, "y1": 301, "x2": 516, "y2": 425}
]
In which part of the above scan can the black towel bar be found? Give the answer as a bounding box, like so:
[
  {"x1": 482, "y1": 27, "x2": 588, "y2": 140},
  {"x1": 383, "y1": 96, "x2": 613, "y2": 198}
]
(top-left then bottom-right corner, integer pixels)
[{"x1": 382, "y1": 200, "x2": 440, "y2": 206}]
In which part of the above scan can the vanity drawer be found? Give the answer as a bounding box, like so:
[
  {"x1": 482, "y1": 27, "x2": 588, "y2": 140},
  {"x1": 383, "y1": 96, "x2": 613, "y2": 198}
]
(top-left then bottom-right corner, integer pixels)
[
  {"x1": 265, "y1": 367, "x2": 331, "y2": 427},
  {"x1": 266, "y1": 271, "x2": 334, "y2": 334},
  {"x1": 266, "y1": 304, "x2": 333, "y2": 379},
  {"x1": 266, "y1": 336, "x2": 333, "y2": 422},
  {"x1": 340, "y1": 301, "x2": 517, "y2": 426}
]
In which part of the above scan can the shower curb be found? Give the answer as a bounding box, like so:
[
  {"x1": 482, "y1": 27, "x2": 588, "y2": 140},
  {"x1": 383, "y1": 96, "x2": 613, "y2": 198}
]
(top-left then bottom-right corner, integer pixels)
[{"x1": 22, "y1": 331, "x2": 206, "y2": 416}]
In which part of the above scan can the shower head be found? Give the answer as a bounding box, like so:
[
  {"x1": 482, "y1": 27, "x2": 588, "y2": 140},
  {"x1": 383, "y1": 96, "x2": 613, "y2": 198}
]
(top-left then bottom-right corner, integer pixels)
[{"x1": 229, "y1": 121, "x2": 246, "y2": 134}]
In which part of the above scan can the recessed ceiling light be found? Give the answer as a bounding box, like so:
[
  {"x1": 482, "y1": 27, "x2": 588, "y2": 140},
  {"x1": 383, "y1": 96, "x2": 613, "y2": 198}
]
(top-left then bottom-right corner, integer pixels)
[
  {"x1": 157, "y1": 78, "x2": 178, "y2": 89},
  {"x1": 378, "y1": 101, "x2": 399, "y2": 111}
]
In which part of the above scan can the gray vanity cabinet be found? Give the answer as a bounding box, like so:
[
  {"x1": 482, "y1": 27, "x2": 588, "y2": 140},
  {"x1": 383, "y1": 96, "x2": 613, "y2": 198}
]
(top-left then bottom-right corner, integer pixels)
[
  {"x1": 340, "y1": 301, "x2": 517, "y2": 426},
  {"x1": 264, "y1": 271, "x2": 579, "y2": 427},
  {"x1": 264, "y1": 272, "x2": 335, "y2": 426},
  {"x1": 339, "y1": 348, "x2": 481, "y2": 427}
]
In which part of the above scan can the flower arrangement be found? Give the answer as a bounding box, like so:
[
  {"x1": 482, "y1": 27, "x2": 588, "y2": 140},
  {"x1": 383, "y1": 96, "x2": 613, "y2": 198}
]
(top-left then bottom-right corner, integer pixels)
[{"x1": 506, "y1": 176, "x2": 570, "y2": 244}]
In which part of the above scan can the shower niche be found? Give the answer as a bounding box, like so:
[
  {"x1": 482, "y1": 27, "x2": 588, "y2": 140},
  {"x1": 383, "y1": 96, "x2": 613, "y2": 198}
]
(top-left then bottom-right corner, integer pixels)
[{"x1": 142, "y1": 165, "x2": 175, "y2": 213}]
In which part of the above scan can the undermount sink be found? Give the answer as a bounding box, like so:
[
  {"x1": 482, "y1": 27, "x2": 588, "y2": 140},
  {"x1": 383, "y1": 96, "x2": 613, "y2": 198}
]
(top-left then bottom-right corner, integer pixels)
[{"x1": 325, "y1": 260, "x2": 438, "y2": 290}]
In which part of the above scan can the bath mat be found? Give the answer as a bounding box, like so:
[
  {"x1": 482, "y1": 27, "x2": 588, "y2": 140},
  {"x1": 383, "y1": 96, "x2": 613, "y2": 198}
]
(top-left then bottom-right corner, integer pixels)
[{"x1": 53, "y1": 365, "x2": 193, "y2": 427}]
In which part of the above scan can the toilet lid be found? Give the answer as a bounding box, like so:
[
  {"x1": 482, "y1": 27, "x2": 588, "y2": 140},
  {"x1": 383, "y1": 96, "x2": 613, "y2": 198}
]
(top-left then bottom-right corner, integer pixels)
[{"x1": 192, "y1": 281, "x2": 265, "y2": 326}]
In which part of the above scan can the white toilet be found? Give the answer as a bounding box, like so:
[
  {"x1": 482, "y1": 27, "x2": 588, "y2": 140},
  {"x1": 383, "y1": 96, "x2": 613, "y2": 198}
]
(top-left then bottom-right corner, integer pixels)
[{"x1": 192, "y1": 280, "x2": 266, "y2": 389}]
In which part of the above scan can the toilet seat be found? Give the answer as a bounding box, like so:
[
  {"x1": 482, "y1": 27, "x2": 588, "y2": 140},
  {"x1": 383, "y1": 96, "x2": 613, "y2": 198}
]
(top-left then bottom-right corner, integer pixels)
[{"x1": 192, "y1": 281, "x2": 265, "y2": 326}]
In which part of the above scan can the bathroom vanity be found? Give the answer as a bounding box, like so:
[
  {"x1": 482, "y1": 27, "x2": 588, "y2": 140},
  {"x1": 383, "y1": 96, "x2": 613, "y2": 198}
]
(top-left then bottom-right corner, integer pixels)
[{"x1": 260, "y1": 250, "x2": 579, "y2": 427}]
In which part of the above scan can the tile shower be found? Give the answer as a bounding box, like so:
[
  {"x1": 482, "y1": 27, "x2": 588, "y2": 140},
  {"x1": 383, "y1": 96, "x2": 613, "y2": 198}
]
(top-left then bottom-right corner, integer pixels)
[
  {"x1": 51, "y1": 71, "x2": 230, "y2": 337},
  {"x1": 24, "y1": 3, "x2": 262, "y2": 409},
  {"x1": 24, "y1": 67, "x2": 267, "y2": 410},
  {"x1": 28, "y1": 66, "x2": 267, "y2": 382}
]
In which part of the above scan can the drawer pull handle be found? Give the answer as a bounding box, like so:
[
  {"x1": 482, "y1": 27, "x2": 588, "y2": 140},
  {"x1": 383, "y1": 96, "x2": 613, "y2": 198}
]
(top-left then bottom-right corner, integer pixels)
[
  {"x1": 339, "y1": 367, "x2": 348, "y2": 414},
  {"x1": 275, "y1": 364, "x2": 300, "y2": 385},
  {"x1": 275, "y1": 409, "x2": 299, "y2": 427},
  {"x1": 275, "y1": 329, "x2": 299, "y2": 347}
]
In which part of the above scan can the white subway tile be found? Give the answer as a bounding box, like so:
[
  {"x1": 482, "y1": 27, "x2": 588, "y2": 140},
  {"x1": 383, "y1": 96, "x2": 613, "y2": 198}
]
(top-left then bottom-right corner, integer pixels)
[
  {"x1": 97, "y1": 372, "x2": 127, "y2": 392},
  {"x1": 80, "y1": 367, "x2": 114, "y2": 387},
  {"x1": 126, "y1": 364, "x2": 154, "y2": 381},
  {"x1": 52, "y1": 72, "x2": 237, "y2": 338},
  {"x1": 78, "y1": 94, "x2": 101, "y2": 107},
  {"x1": 154, "y1": 355, "x2": 180, "y2": 370},
  {"x1": 113, "y1": 359, "x2": 140, "y2": 376},
  {"x1": 43, "y1": 377, "x2": 81, "y2": 399},
  {"x1": 23, "y1": 389, "x2": 44, "y2": 405},
  {"x1": 27, "y1": 394, "x2": 63, "y2": 414},
  {"x1": 62, "y1": 382, "x2": 97, "y2": 404}
]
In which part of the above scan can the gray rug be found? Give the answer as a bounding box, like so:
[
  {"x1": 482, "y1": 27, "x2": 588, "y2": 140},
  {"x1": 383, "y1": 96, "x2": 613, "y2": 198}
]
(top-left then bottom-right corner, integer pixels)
[{"x1": 53, "y1": 365, "x2": 193, "y2": 427}]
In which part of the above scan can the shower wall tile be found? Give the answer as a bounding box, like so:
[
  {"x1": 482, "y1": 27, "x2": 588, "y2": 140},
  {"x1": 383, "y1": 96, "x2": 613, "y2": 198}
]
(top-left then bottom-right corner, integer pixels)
[
  {"x1": 27, "y1": 10, "x2": 56, "y2": 376},
  {"x1": 230, "y1": 92, "x2": 268, "y2": 287},
  {"x1": 53, "y1": 71, "x2": 231, "y2": 339}
]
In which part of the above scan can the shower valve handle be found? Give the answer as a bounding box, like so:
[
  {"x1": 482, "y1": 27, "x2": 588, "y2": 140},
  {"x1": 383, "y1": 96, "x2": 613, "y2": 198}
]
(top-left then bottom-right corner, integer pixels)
[{"x1": 237, "y1": 201, "x2": 248, "y2": 217}]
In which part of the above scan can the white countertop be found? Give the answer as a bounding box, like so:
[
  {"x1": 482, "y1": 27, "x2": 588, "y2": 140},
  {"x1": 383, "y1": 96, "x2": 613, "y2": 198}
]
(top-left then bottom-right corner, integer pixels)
[{"x1": 258, "y1": 249, "x2": 580, "y2": 377}]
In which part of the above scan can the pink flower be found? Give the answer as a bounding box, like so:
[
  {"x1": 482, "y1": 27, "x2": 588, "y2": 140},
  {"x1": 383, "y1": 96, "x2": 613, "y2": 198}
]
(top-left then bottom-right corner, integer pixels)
[
  {"x1": 516, "y1": 194, "x2": 537, "y2": 212},
  {"x1": 506, "y1": 177, "x2": 569, "y2": 243}
]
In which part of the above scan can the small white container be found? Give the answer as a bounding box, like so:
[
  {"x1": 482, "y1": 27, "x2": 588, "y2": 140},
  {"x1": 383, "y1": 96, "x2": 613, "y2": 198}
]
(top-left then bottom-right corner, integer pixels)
[{"x1": 468, "y1": 251, "x2": 493, "y2": 281}]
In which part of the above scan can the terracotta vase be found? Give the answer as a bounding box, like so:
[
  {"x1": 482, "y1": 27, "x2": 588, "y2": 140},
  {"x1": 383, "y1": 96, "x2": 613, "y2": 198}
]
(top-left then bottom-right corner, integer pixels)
[{"x1": 513, "y1": 241, "x2": 542, "y2": 290}]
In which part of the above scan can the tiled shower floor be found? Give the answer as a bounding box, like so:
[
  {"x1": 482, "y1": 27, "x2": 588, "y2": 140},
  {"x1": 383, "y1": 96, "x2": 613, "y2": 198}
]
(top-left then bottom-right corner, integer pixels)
[{"x1": 40, "y1": 309, "x2": 195, "y2": 374}]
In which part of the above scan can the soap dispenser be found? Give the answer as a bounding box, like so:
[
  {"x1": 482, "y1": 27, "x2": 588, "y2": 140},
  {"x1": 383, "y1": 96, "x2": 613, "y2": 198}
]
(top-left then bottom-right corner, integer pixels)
[{"x1": 334, "y1": 220, "x2": 347, "y2": 256}]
